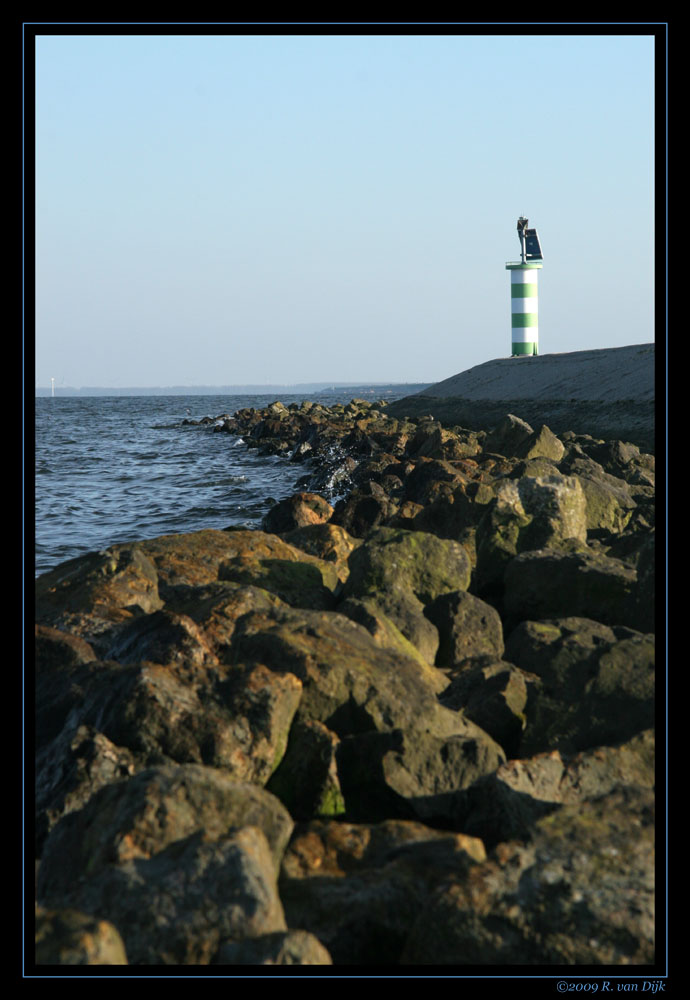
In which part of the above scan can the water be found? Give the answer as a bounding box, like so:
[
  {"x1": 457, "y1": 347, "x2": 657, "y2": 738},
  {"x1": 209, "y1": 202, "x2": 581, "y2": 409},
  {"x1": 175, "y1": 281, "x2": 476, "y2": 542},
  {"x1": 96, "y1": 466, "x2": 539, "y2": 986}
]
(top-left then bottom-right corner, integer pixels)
[{"x1": 34, "y1": 391, "x2": 409, "y2": 577}]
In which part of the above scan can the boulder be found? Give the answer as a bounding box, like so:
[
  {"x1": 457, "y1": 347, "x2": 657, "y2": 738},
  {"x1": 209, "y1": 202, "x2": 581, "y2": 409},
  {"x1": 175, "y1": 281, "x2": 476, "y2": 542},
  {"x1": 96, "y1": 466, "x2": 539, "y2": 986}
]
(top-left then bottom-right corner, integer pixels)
[
  {"x1": 261, "y1": 492, "x2": 334, "y2": 534},
  {"x1": 401, "y1": 458, "x2": 469, "y2": 504},
  {"x1": 36, "y1": 545, "x2": 163, "y2": 636},
  {"x1": 563, "y1": 455, "x2": 637, "y2": 535},
  {"x1": 282, "y1": 522, "x2": 361, "y2": 583},
  {"x1": 341, "y1": 526, "x2": 472, "y2": 606},
  {"x1": 474, "y1": 474, "x2": 587, "y2": 594},
  {"x1": 336, "y1": 595, "x2": 441, "y2": 673},
  {"x1": 503, "y1": 549, "x2": 639, "y2": 630},
  {"x1": 483, "y1": 413, "x2": 534, "y2": 456},
  {"x1": 514, "y1": 424, "x2": 565, "y2": 463},
  {"x1": 438, "y1": 658, "x2": 532, "y2": 757},
  {"x1": 279, "y1": 818, "x2": 486, "y2": 965},
  {"x1": 36, "y1": 724, "x2": 138, "y2": 857},
  {"x1": 424, "y1": 590, "x2": 505, "y2": 668},
  {"x1": 504, "y1": 617, "x2": 654, "y2": 753},
  {"x1": 229, "y1": 604, "x2": 457, "y2": 739},
  {"x1": 37, "y1": 765, "x2": 293, "y2": 965},
  {"x1": 336, "y1": 723, "x2": 506, "y2": 826},
  {"x1": 400, "y1": 784, "x2": 655, "y2": 966},
  {"x1": 35, "y1": 907, "x2": 128, "y2": 965},
  {"x1": 214, "y1": 930, "x2": 333, "y2": 965},
  {"x1": 450, "y1": 729, "x2": 655, "y2": 847},
  {"x1": 330, "y1": 490, "x2": 398, "y2": 538},
  {"x1": 266, "y1": 717, "x2": 345, "y2": 822}
]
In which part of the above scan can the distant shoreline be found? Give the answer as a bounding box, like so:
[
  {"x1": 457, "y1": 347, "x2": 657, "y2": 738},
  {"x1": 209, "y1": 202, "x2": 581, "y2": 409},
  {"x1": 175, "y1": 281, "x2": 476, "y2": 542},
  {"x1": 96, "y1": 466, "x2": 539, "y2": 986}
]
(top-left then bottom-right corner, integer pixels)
[{"x1": 34, "y1": 382, "x2": 432, "y2": 398}]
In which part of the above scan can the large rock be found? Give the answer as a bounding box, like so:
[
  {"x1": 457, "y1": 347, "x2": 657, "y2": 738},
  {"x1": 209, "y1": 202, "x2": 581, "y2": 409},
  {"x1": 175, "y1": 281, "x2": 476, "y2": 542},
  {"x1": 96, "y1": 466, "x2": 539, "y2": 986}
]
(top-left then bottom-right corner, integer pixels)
[
  {"x1": 214, "y1": 930, "x2": 332, "y2": 966},
  {"x1": 282, "y1": 523, "x2": 361, "y2": 583},
  {"x1": 438, "y1": 658, "x2": 533, "y2": 757},
  {"x1": 279, "y1": 818, "x2": 486, "y2": 965},
  {"x1": 266, "y1": 717, "x2": 346, "y2": 822},
  {"x1": 261, "y1": 492, "x2": 334, "y2": 534},
  {"x1": 563, "y1": 455, "x2": 638, "y2": 535},
  {"x1": 340, "y1": 588, "x2": 440, "y2": 664},
  {"x1": 450, "y1": 729, "x2": 655, "y2": 847},
  {"x1": 504, "y1": 617, "x2": 654, "y2": 754},
  {"x1": 36, "y1": 651, "x2": 302, "y2": 795},
  {"x1": 336, "y1": 723, "x2": 506, "y2": 826},
  {"x1": 35, "y1": 545, "x2": 164, "y2": 638},
  {"x1": 503, "y1": 549, "x2": 639, "y2": 630},
  {"x1": 36, "y1": 724, "x2": 138, "y2": 857},
  {"x1": 229, "y1": 604, "x2": 457, "y2": 738},
  {"x1": 341, "y1": 526, "x2": 472, "y2": 605},
  {"x1": 475, "y1": 475, "x2": 587, "y2": 594},
  {"x1": 401, "y1": 784, "x2": 655, "y2": 965},
  {"x1": 424, "y1": 590, "x2": 505, "y2": 668},
  {"x1": 483, "y1": 413, "x2": 534, "y2": 456},
  {"x1": 35, "y1": 907, "x2": 128, "y2": 965},
  {"x1": 37, "y1": 765, "x2": 293, "y2": 965},
  {"x1": 336, "y1": 595, "x2": 440, "y2": 672}
]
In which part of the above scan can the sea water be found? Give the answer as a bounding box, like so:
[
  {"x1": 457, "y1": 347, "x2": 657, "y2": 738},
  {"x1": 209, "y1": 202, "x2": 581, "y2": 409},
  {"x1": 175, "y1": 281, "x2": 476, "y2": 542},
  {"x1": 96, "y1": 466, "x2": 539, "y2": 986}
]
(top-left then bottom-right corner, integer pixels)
[{"x1": 33, "y1": 390, "x2": 408, "y2": 577}]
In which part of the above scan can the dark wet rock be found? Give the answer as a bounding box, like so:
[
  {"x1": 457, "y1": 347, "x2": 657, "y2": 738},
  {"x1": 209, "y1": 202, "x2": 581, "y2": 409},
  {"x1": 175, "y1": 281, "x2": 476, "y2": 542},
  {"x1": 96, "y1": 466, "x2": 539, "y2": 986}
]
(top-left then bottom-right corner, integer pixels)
[
  {"x1": 504, "y1": 617, "x2": 654, "y2": 754},
  {"x1": 35, "y1": 906, "x2": 128, "y2": 965},
  {"x1": 400, "y1": 784, "x2": 655, "y2": 966},
  {"x1": 401, "y1": 458, "x2": 469, "y2": 505},
  {"x1": 424, "y1": 590, "x2": 505, "y2": 668},
  {"x1": 261, "y1": 492, "x2": 334, "y2": 534},
  {"x1": 330, "y1": 490, "x2": 398, "y2": 538},
  {"x1": 214, "y1": 929, "x2": 333, "y2": 965},
  {"x1": 279, "y1": 818, "x2": 485, "y2": 965}
]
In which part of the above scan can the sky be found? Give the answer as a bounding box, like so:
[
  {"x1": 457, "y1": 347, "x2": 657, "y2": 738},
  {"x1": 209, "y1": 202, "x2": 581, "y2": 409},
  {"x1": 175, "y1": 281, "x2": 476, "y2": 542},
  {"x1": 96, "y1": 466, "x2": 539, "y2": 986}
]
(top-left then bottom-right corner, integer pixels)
[{"x1": 33, "y1": 28, "x2": 658, "y2": 389}]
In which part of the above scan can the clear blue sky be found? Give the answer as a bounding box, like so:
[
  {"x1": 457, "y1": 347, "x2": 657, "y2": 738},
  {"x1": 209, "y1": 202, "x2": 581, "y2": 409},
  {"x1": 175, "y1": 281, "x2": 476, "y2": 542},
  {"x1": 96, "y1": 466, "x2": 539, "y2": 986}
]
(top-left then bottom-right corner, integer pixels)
[{"x1": 34, "y1": 30, "x2": 657, "y2": 388}]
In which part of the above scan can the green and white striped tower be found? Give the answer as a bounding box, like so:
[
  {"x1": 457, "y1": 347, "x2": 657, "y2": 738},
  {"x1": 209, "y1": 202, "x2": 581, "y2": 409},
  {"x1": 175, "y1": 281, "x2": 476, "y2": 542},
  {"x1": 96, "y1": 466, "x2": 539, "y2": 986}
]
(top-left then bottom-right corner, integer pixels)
[{"x1": 506, "y1": 217, "x2": 544, "y2": 356}]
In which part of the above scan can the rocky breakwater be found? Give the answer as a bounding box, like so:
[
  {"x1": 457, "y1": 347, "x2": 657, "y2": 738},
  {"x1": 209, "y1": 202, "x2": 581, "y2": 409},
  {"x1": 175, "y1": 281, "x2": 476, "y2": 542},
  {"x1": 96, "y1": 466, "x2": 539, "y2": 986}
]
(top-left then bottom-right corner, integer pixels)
[{"x1": 34, "y1": 397, "x2": 657, "y2": 968}]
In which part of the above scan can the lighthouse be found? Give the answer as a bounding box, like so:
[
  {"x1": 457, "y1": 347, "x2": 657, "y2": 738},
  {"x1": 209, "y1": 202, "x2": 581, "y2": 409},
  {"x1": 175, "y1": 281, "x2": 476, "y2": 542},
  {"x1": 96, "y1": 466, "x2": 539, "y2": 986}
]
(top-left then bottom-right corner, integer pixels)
[{"x1": 506, "y1": 216, "x2": 543, "y2": 356}]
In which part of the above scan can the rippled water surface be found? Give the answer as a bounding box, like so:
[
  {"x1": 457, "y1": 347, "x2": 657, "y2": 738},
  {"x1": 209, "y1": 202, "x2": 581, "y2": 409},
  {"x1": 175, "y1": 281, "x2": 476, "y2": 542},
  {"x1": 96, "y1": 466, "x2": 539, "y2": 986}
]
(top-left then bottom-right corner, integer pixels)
[{"x1": 34, "y1": 391, "x2": 407, "y2": 577}]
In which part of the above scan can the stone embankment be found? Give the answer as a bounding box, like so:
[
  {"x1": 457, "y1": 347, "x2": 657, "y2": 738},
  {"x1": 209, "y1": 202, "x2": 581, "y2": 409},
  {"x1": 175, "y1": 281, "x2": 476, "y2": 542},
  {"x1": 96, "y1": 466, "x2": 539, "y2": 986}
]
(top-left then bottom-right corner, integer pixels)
[{"x1": 34, "y1": 393, "x2": 656, "y2": 968}]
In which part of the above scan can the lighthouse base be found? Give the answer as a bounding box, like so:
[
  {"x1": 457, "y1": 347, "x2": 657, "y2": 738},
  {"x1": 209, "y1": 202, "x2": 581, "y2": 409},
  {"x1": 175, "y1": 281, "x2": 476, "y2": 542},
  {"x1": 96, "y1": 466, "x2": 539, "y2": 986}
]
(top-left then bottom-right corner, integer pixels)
[{"x1": 511, "y1": 342, "x2": 539, "y2": 356}]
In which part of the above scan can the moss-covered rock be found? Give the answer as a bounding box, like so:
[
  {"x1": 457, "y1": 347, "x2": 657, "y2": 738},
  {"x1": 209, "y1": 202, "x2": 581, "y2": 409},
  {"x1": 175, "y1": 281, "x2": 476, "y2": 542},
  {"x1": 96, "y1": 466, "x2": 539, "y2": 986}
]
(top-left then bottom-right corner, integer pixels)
[
  {"x1": 341, "y1": 526, "x2": 472, "y2": 606},
  {"x1": 475, "y1": 474, "x2": 588, "y2": 594},
  {"x1": 266, "y1": 717, "x2": 345, "y2": 822},
  {"x1": 229, "y1": 604, "x2": 457, "y2": 738}
]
